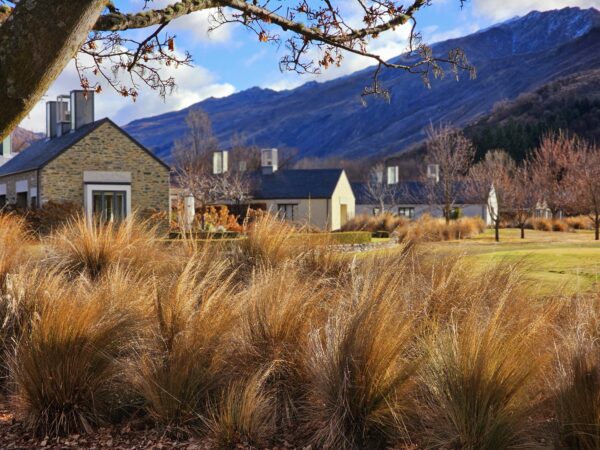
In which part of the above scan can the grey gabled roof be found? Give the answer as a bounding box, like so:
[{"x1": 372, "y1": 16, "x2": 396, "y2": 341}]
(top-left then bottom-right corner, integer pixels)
[
  {"x1": 0, "y1": 118, "x2": 170, "y2": 177},
  {"x1": 252, "y1": 169, "x2": 346, "y2": 199},
  {"x1": 352, "y1": 180, "x2": 479, "y2": 205}
]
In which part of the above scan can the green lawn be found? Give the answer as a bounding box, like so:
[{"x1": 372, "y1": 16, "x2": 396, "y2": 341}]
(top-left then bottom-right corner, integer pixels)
[{"x1": 427, "y1": 229, "x2": 600, "y2": 296}]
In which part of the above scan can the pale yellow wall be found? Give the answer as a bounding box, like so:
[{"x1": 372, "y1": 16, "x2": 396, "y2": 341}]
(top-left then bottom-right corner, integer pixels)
[
  {"x1": 258, "y1": 170, "x2": 356, "y2": 231},
  {"x1": 329, "y1": 171, "x2": 356, "y2": 230},
  {"x1": 260, "y1": 198, "x2": 330, "y2": 230}
]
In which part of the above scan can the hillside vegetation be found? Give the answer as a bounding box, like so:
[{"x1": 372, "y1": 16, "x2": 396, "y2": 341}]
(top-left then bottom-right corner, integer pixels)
[{"x1": 466, "y1": 69, "x2": 600, "y2": 161}]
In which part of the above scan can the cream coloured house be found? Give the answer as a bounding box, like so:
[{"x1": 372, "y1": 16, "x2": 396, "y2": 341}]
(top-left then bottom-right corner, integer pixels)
[{"x1": 251, "y1": 168, "x2": 355, "y2": 231}]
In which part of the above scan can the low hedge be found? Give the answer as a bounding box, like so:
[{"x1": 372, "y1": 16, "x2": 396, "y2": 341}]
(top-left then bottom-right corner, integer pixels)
[
  {"x1": 168, "y1": 230, "x2": 241, "y2": 240},
  {"x1": 285, "y1": 231, "x2": 373, "y2": 246},
  {"x1": 330, "y1": 231, "x2": 372, "y2": 245},
  {"x1": 166, "y1": 231, "x2": 372, "y2": 246},
  {"x1": 372, "y1": 230, "x2": 390, "y2": 239}
]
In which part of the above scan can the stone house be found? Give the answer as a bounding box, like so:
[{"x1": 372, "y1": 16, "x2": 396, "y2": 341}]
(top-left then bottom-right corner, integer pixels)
[{"x1": 0, "y1": 91, "x2": 170, "y2": 221}]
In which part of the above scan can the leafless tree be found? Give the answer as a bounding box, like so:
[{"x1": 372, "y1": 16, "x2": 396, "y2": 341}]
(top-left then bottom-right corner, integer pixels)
[
  {"x1": 363, "y1": 163, "x2": 397, "y2": 213},
  {"x1": 215, "y1": 170, "x2": 251, "y2": 205},
  {"x1": 172, "y1": 109, "x2": 219, "y2": 206},
  {"x1": 528, "y1": 132, "x2": 578, "y2": 220},
  {"x1": 425, "y1": 124, "x2": 475, "y2": 224},
  {"x1": 467, "y1": 149, "x2": 514, "y2": 242},
  {"x1": 508, "y1": 163, "x2": 538, "y2": 239},
  {"x1": 229, "y1": 134, "x2": 261, "y2": 172},
  {"x1": 0, "y1": 0, "x2": 475, "y2": 140},
  {"x1": 566, "y1": 140, "x2": 600, "y2": 240}
]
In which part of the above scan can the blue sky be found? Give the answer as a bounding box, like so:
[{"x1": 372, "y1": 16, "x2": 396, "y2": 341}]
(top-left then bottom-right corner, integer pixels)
[{"x1": 20, "y1": 0, "x2": 598, "y2": 132}]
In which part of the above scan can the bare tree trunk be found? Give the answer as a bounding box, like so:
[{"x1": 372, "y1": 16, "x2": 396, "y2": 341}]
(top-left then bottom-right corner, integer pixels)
[
  {"x1": 0, "y1": 0, "x2": 107, "y2": 139},
  {"x1": 495, "y1": 218, "x2": 500, "y2": 242},
  {"x1": 520, "y1": 224, "x2": 525, "y2": 239},
  {"x1": 596, "y1": 213, "x2": 599, "y2": 241}
]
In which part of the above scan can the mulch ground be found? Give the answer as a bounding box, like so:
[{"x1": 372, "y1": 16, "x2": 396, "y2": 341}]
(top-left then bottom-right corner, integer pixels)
[
  {"x1": 0, "y1": 402, "x2": 307, "y2": 450},
  {"x1": 0, "y1": 406, "x2": 207, "y2": 449}
]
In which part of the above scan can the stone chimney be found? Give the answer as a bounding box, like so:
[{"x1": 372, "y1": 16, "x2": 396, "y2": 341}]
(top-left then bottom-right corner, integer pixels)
[
  {"x1": 261, "y1": 148, "x2": 278, "y2": 175},
  {"x1": 212, "y1": 150, "x2": 228, "y2": 175}
]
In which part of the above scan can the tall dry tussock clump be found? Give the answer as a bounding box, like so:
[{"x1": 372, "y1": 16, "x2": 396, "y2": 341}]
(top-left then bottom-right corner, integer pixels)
[
  {"x1": 418, "y1": 272, "x2": 558, "y2": 450},
  {"x1": 565, "y1": 215, "x2": 593, "y2": 230},
  {"x1": 234, "y1": 214, "x2": 297, "y2": 271},
  {"x1": 7, "y1": 212, "x2": 600, "y2": 448},
  {"x1": 300, "y1": 257, "x2": 419, "y2": 450},
  {"x1": 389, "y1": 251, "x2": 524, "y2": 322},
  {"x1": 0, "y1": 213, "x2": 29, "y2": 290},
  {"x1": 341, "y1": 213, "x2": 409, "y2": 233},
  {"x1": 234, "y1": 213, "x2": 351, "y2": 280},
  {"x1": 203, "y1": 371, "x2": 275, "y2": 449},
  {"x1": 48, "y1": 215, "x2": 166, "y2": 280},
  {"x1": 228, "y1": 267, "x2": 327, "y2": 436},
  {"x1": 129, "y1": 252, "x2": 236, "y2": 435},
  {"x1": 553, "y1": 220, "x2": 570, "y2": 232},
  {"x1": 0, "y1": 265, "x2": 67, "y2": 389},
  {"x1": 525, "y1": 216, "x2": 594, "y2": 232},
  {"x1": 554, "y1": 295, "x2": 600, "y2": 449},
  {"x1": 396, "y1": 215, "x2": 486, "y2": 243},
  {"x1": 526, "y1": 217, "x2": 553, "y2": 231},
  {"x1": 10, "y1": 283, "x2": 140, "y2": 435}
]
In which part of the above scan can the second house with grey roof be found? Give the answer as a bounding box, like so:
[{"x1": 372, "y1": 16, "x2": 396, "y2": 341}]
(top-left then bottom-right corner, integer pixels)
[{"x1": 0, "y1": 91, "x2": 170, "y2": 222}]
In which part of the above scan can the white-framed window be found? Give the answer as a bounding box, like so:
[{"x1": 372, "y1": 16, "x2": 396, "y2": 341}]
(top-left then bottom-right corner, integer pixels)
[
  {"x1": 84, "y1": 183, "x2": 131, "y2": 223},
  {"x1": 92, "y1": 190, "x2": 127, "y2": 222},
  {"x1": 277, "y1": 203, "x2": 297, "y2": 221},
  {"x1": 398, "y1": 207, "x2": 415, "y2": 218}
]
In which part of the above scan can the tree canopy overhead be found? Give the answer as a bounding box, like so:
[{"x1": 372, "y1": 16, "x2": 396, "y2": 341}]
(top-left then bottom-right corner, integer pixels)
[{"x1": 0, "y1": 0, "x2": 474, "y2": 140}]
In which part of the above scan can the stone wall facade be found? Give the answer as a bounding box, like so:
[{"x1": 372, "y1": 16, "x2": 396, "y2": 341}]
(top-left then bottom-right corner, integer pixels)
[
  {"x1": 0, "y1": 170, "x2": 37, "y2": 205},
  {"x1": 40, "y1": 121, "x2": 170, "y2": 213}
]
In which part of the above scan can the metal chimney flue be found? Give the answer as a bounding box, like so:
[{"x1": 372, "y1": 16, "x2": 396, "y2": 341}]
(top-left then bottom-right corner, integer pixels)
[
  {"x1": 386, "y1": 166, "x2": 399, "y2": 185},
  {"x1": 427, "y1": 164, "x2": 440, "y2": 183},
  {"x1": 0, "y1": 134, "x2": 11, "y2": 159},
  {"x1": 70, "y1": 90, "x2": 95, "y2": 131},
  {"x1": 212, "y1": 150, "x2": 228, "y2": 175},
  {"x1": 56, "y1": 95, "x2": 71, "y2": 137},
  {"x1": 261, "y1": 148, "x2": 278, "y2": 175},
  {"x1": 46, "y1": 101, "x2": 59, "y2": 139}
]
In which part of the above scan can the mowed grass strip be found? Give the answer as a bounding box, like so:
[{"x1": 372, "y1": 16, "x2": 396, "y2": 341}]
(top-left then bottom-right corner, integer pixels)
[{"x1": 427, "y1": 229, "x2": 600, "y2": 296}]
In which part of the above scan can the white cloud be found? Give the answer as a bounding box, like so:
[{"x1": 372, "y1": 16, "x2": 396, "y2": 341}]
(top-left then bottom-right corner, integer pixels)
[
  {"x1": 19, "y1": 59, "x2": 236, "y2": 132},
  {"x1": 426, "y1": 23, "x2": 482, "y2": 43},
  {"x1": 263, "y1": 21, "x2": 414, "y2": 91},
  {"x1": 473, "y1": 0, "x2": 599, "y2": 20}
]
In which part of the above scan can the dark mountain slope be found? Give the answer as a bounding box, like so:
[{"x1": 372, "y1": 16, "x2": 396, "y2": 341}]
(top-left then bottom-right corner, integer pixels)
[
  {"x1": 124, "y1": 7, "x2": 600, "y2": 162},
  {"x1": 11, "y1": 127, "x2": 43, "y2": 152},
  {"x1": 465, "y1": 69, "x2": 600, "y2": 161}
]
